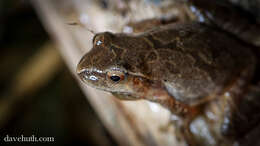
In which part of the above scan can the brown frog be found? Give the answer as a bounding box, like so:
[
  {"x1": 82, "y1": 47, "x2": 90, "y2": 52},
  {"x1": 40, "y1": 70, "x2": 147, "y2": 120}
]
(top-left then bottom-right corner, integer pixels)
[
  {"x1": 77, "y1": 22, "x2": 255, "y2": 112},
  {"x1": 76, "y1": 0, "x2": 259, "y2": 145}
]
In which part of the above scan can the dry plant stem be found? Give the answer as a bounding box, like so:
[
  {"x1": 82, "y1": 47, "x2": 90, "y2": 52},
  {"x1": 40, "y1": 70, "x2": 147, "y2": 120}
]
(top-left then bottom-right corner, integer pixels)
[{"x1": 31, "y1": 0, "x2": 184, "y2": 146}]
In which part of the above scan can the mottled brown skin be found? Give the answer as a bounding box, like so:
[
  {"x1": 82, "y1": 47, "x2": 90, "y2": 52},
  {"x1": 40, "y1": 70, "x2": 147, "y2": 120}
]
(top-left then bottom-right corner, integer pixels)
[{"x1": 77, "y1": 22, "x2": 255, "y2": 118}]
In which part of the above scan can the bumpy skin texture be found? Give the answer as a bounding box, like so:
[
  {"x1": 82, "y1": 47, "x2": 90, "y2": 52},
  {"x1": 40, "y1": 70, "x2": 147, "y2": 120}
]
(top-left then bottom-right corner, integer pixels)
[{"x1": 77, "y1": 22, "x2": 255, "y2": 108}]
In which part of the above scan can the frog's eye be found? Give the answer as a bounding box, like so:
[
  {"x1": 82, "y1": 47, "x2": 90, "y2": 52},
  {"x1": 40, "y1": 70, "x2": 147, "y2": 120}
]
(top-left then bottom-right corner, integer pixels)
[
  {"x1": 93, "y1": 34, "x2": 105, "y2": 46},
  {"x1": 107, "y1": 70, "x2": 125, "y2": 82},
  {"x1": 110, "y1": 75, "x2": 121, "y2": 82}
]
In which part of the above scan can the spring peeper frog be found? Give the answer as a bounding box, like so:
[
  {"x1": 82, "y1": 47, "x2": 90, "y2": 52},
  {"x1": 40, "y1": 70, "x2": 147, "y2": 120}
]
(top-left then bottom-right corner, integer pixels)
[
  {"x1": 77, "y1": 20, "x2": 255, "y2": 114},
  {"x1": 76, "y1": 0, "x2": 258, "y2": 145}
]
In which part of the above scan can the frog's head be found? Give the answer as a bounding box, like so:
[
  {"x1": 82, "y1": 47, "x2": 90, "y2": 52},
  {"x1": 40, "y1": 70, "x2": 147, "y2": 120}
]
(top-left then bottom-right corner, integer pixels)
[{"x1": 77, "y1": 32, "x2": 139, "y2": 97}]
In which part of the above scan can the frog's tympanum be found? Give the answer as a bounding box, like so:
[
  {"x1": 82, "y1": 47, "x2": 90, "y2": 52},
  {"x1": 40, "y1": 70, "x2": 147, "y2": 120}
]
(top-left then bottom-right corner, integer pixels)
[{"x1": 77, "y1": 0, "x2": 259, "y2": 145}]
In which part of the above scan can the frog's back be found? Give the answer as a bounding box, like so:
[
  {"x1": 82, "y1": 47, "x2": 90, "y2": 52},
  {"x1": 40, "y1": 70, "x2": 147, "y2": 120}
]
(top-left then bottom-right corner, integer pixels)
[{"x1": 138, "y1": 22, "x2": 255, "y2": 105}]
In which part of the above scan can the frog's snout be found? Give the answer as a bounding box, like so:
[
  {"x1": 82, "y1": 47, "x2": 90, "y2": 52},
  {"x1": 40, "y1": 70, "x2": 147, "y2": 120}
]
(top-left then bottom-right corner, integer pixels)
[
  {"x1": 77, "y1": 56, "x2": 88, "y2": 74},
  {"x1": 76, "y1": 66, "x2": 85, "y2": 81},
  {"x1": 77, "y1": 69, "x2": 98, "y2": 82},
  {"x1": 76, "y1": 63, "x2": 85, "y2": 76},
  {"x1": 76, "y1": 58, "x2": 92, "y2": 83},
  {"x1": 76, "y1": 59, "x2": 107, "y2": 88},
  {"x1": 76, "y1": 67, "x2": 88, "y2": 82}
]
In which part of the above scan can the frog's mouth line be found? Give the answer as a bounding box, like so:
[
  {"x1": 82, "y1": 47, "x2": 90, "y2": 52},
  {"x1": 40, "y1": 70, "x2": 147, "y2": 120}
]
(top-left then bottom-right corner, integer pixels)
[{"x1": 79, "y1": 80, "x2": 136, "y2": 100}]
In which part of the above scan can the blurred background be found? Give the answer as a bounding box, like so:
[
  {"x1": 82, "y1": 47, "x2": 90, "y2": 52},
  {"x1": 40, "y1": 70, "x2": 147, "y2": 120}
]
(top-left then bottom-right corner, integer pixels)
[{"x1": 0, "y1": 1, "x2": 116, "y2": 145}]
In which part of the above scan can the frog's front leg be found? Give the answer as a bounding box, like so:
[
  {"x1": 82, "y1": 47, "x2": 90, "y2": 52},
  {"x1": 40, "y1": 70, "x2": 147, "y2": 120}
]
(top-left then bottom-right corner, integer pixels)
[
  {"x1": 132, "y1": 77, "x2": 201, "y2": 145},
  {"x1": 159, "y1": 97, "x2": 201, "y2": 146},
  {"x1": 159, "y1": 113, "x2": 196, "y2": 144}
]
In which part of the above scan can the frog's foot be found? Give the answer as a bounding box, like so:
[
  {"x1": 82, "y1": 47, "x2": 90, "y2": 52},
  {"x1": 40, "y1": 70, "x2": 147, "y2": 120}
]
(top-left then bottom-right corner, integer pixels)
[
  {"x1": 221, "y1": 85, "x2": 260, "y2": 139},
  {"x1": 165, "y1": 116, "x2": 201, "y2": 146},
  {"x1": 182, "y1": 117, "x2": 202, "y2": 146},
  {"x1": 159, "y1": 114, "x2": 185, "y2": 141},
  {"x1": 159, "y1": 114, "x2": 201, "y2": 145}
]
